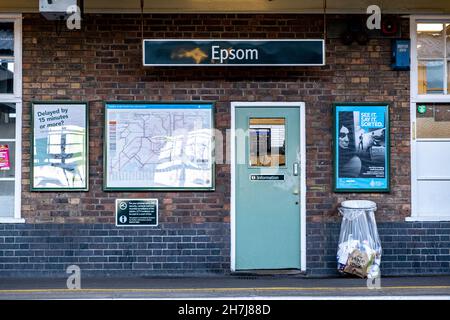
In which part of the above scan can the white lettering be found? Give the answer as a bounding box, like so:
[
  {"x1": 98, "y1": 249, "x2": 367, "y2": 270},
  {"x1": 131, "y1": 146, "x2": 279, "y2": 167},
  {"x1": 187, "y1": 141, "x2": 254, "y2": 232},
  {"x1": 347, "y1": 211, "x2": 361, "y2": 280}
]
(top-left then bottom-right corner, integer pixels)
[
  {"x1": 220, "y1": 49, "x2": 229, "y2": 63},
  {"x1": 235, "y1": 49, "x2": 245, "y2": 60},
  {"x1": 212, "y1": 46, "x2": 220, "y2": 60},
  {"x1": 366, "y1": 5, "x2": 381, "y2": 30},
  {"x1": 178, "y1": 304, "x2": 213, "y2": 318},
  {"x1": 66, "y1": 265, "x2": 81, "y2": 289},
  {"x1": 229, "y1": 49, "x2": 236, "y2": 60},
  {"x1": 211, "y1": 46, "x2": 260, "y2": 64},
  {"x1": 367, "y1": 276, "x2": 381, "y2": 289},
  {"x1": 247, "y1": 48, "x2": 258, "y2": 60},
  {"x1": 66, "y1": 5, "x2": 81, "y2": 30}
]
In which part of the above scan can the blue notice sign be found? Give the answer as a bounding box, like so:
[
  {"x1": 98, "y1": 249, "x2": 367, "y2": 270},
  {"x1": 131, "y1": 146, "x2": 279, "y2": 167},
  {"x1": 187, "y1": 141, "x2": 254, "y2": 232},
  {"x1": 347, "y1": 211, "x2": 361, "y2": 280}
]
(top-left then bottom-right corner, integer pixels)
[{"x1": 334, "y1": 104, "x2": 390, "y2": 192}]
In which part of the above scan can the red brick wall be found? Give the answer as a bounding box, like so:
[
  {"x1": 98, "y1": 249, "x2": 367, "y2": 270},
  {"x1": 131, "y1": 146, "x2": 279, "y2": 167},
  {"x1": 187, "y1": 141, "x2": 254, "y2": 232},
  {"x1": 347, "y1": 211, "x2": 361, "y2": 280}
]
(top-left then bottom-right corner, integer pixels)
[{"x1": 21, "y1": 14, "x2": 410, "y2": 223}]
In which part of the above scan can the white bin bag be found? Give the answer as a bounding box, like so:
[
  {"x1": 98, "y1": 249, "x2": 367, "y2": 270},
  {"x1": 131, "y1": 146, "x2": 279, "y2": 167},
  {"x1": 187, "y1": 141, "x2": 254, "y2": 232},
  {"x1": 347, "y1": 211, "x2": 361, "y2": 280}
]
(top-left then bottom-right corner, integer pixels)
[{"x1": 337, "y1": 200, "x2": 382, "y2": 279}]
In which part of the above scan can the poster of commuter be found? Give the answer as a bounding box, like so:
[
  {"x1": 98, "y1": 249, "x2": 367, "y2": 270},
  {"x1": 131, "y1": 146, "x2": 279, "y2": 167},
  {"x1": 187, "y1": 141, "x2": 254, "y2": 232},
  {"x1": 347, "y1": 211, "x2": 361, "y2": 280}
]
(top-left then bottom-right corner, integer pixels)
[
  {"x1": 334, "y1": 104, "x2": 390, "y2": 192},
  {"x1": 31, "y1": 102, "x2": 88, "y2": 191}
]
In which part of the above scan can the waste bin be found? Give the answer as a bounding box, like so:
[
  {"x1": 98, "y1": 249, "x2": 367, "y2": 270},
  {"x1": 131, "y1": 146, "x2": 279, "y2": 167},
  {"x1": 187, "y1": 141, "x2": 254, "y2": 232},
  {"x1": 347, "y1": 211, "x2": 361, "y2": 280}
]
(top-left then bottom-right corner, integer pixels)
[{"x1": 336, "y1": 200, "x2": 382, "y2": 279}]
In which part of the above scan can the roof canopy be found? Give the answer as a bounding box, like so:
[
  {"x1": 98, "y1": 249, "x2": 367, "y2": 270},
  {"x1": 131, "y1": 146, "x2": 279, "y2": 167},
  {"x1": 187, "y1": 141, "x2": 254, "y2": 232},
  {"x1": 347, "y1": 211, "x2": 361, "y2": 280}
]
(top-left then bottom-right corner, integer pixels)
[{"x1": 0, "y1": 0, "x2": 450, "y2": 14}]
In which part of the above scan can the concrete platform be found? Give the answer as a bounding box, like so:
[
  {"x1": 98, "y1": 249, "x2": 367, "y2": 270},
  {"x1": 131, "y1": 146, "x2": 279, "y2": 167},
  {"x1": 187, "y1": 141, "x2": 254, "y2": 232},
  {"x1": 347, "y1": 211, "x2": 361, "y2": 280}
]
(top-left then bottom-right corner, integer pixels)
[{"x1": 0, "y1": 275, "x2": 449, "y2": 299}]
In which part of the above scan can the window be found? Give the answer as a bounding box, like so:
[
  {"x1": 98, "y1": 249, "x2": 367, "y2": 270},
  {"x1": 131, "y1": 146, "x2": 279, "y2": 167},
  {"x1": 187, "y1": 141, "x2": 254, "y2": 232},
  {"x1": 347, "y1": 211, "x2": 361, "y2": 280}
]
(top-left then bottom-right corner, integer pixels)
[
  {"x1": 0, "y1": 22, "x2": 14, "y2": 94},
  {"x1": 416, "y1": 103, "x2": 450, "y2": 138},
  {"x1": 249, "y1": 118, "x2": 286, "y2": 167},
  {"x1": 416, "y1": 22, "x2": 450, "y2": 96},
  {"x1": 0, "y1": 14, "x2": 22, "y2": 223}
]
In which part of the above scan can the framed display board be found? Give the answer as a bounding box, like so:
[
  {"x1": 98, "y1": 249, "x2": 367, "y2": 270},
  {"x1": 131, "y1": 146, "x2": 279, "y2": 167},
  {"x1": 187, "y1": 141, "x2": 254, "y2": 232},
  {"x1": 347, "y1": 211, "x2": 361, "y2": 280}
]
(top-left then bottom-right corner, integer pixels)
[
  {"x1": 333, "y1": 103, "x2": 390, "y2": 192},
  {"x1": 104, "y1": 101, "x2": 215, "y2": 191},
  {"x1": 31, "y1": 101, "x2": 89, "y2": 191}
]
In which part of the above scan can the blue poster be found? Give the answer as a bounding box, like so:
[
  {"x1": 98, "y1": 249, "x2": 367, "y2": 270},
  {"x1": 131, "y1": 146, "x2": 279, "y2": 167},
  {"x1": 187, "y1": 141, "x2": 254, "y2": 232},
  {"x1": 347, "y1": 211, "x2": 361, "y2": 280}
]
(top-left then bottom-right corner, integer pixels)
[{"x1": 334, "y1": 104, "x2": 389, "y2": 192}]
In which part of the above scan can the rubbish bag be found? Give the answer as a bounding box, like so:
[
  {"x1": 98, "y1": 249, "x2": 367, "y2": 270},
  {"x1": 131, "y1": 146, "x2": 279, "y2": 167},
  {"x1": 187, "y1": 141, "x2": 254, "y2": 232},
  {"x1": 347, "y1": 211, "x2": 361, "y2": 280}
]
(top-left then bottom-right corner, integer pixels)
[{"x1": 337, "y1": 200, "x2": 382, "y2": 279}]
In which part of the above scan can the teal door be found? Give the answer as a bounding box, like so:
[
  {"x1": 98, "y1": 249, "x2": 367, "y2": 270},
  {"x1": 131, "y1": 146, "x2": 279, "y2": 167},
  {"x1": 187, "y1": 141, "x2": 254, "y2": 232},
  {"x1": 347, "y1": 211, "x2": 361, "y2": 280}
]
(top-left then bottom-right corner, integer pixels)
[{"x1": 235, "y1": 106, "x2": 301, "y2": 270}]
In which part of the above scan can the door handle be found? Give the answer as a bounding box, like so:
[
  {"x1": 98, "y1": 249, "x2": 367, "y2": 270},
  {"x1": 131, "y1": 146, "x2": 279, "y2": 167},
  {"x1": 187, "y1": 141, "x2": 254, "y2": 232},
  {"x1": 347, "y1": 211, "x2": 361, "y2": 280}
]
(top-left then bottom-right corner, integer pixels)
[{"x1": 293, "y1": 162, "x2": 299, "y2": 176}]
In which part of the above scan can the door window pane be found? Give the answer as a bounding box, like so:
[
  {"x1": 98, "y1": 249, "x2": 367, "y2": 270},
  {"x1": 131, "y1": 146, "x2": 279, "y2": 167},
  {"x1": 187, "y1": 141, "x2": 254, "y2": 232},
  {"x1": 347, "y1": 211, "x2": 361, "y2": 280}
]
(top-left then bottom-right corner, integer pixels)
[
  {"x1": 0, "y1": 59, "x2": 14, "y2": 94},
  {"x1": 418, "y1": 60, "x2": 444, "y2": 94},
  {"x1": 417, "y1": 103, "x2": 450, "y2": 138},
  {"x1": 417, "y1": 23, "x2": 444, "y2": 58},
  {"x1": 249, "y1": 118, "x2": 286, "y2": 167},
  {"x1": 0, "y1": 22, "x2": 14, "y2": 56}
]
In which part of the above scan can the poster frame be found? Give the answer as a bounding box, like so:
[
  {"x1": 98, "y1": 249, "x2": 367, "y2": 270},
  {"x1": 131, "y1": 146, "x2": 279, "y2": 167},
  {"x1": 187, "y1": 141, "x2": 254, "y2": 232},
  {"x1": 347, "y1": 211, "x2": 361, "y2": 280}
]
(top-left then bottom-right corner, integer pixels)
[
  {"x1": 333, "y1": 102, "x2": 390, "y2": 193},
  {"x1": 30, "y1": 101, "x2": 89, "y2": 192},
  {"x1": 103, "y1": 101, "x2": 215, "y2": 192}
]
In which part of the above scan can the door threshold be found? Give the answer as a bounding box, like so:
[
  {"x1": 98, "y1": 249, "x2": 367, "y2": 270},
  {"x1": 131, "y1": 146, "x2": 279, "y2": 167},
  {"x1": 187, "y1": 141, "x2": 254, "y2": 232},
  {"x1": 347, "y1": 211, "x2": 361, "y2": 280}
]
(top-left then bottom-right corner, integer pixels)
[{"x1": 232, "y1": 269, "x2": 305, "y2": 276}]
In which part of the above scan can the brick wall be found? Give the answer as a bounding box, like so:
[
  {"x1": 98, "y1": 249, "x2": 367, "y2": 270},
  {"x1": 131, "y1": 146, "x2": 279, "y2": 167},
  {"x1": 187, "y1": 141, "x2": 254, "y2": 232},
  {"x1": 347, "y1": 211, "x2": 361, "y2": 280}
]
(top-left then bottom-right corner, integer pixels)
[
  {"x1": 0, "y1": 223, "x2": 230, "y2": 277},
  {"x1": 307, "y1": 222, "x2": 450, "y2": 276},
  {"x1": 1, "y1": 222, "x2": 449, "y2": 277},
  {"x1": 21, "y1": 13, "x2": 411, "y2": 224}
]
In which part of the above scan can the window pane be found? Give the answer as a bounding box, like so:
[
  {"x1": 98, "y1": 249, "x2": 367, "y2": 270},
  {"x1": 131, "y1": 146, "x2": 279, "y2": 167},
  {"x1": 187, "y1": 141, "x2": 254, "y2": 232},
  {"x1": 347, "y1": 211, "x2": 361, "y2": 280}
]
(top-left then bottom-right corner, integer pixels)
[
  {"x1": 417, "y1": 103, "x2": 450, "y2": 138},
  {"x1": 417, "y1": 23, "x2": 444, "y2": 58},
  {"x1": 0, "y1": 142, "x2": 15, "y2": 178},
  {"x1": 418, "y1": 60, "x2": 444, "y2": 94},
  {"x1": 0, "y1": 103, "x2": 16, "y2": 139},
  {"x1": 0, "y1": 180, "x2": 14, "y2": 217},
  {"x1": 249, "y1": 118, "x2": 285, "y2": 167},
  {"x1": 0, "y1": 59, "x2": 14, "y2": 94},
  {"x1": 446, "y1": 24, "x2": 450, "y2": 58},
  {"x1": 0, "y1": 22, "x2": 14, "y2": 56},
  {"x1": 0, "y1": 103, "x2": 15, "y2": 179}
]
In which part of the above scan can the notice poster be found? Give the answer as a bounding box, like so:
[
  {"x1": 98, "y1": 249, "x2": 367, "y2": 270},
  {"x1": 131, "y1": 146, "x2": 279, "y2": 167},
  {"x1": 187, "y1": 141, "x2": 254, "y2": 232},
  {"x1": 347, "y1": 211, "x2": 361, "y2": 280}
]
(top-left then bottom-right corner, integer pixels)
[
  {"x1": 0, "y1": 144, "x2": 10, "y2": 170},
  {"x1": 334, "y1": 104, "x2": 390, "y2": 192},
  {"x1": 104, "y1": 102, "x2": 214, "y2": 191},
  {"x1": 31, "y1": 102, "x2": 88, "y2": 191}
]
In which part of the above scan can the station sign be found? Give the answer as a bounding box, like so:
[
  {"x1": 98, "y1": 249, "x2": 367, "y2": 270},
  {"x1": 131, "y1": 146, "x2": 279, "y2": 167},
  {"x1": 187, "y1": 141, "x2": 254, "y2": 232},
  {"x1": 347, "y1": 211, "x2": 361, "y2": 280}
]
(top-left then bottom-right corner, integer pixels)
[{"x1": 143, "y1": 39, "x2": 325, "y2": 66}]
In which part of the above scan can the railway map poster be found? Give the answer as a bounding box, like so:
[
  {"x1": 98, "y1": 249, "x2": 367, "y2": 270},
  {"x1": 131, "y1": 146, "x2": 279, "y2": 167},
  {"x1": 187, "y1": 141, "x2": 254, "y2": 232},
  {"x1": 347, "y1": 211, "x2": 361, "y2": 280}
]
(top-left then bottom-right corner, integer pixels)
[
  {"x1": 32, "y1": 102, "x2": 88, "y2": 191},
  {"x1": 104, "y1": 102, "x2": 214, "y2": 191},
  {"x1": 334, "y1": 103, "x2": 390, "y2": 192}
]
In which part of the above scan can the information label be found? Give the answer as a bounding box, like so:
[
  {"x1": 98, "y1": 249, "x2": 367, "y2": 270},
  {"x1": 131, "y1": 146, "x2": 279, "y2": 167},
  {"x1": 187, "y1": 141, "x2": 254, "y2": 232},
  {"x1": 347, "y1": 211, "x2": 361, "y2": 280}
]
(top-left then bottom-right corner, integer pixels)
[
  {"x1": 116, "y1": 199, "x2": 158, "y2": 227},
  {"x1": 250, "y1": 175, "x2": 284, "y2": 181}
]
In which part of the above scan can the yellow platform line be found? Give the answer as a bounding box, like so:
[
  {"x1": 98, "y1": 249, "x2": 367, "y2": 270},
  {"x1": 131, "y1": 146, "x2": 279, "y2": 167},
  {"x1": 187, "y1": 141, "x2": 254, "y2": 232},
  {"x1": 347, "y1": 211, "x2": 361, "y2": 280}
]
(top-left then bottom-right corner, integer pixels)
[{"x1": 0, "y1": 285, "x2": 450, "y2": 294}]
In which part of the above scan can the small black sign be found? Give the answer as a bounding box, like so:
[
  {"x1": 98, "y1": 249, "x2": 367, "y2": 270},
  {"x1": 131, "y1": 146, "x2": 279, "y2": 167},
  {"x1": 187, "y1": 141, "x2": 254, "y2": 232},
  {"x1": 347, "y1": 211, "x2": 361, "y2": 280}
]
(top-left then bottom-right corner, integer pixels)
[
  {"x1": 250, "y1": 175, "x2": 285, "y2": 181},
  {"x1": 116, "y1": 199, "x2": 158, "y2": 226}
]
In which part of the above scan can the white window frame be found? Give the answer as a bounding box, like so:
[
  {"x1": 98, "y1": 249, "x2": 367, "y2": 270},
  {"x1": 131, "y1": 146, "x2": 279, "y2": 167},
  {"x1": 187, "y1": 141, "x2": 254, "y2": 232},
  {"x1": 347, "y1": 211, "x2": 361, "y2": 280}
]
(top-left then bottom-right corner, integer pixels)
[
  {"x1": 0, "y1": 13, "x2": 23, "y2": 223},
  {"x1": 409, "y1": 15, "x2": 450, "y2": 222}
]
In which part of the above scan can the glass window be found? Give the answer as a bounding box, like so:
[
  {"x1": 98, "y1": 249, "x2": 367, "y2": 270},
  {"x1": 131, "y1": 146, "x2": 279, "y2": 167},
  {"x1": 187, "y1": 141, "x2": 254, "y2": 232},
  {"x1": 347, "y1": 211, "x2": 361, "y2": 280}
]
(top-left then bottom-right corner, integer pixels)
[
  {"x1": 0, "y1": 180, "x2": 14, "y2": 217},
  {"x1": 0, "y1": 59, "x2": 14, "y2": 94},
  {"x1": 417, "y1": 23, "x2": 444, "y2": 58},
  {"x1": 249, "y1": 118, "x2": 286, "y2": 167},
  {"x1": 0, "y1": 16, "x2": 21, "y2": 222},
  {"x1": 0, "y1": 103, "x2": 15, "y2": 179},
  {"x1": 418, "y1": 60, "x2": 445, "y2": 94},
  {"x1": 416, "y1": 22, "x2": 450, "y2": 95},
  {"x1": 416, "y1": 103, "x2": 450, "y2": 138},
  {"x1": 0, "y1": 22, "x2": 14, "y2": 56}
]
